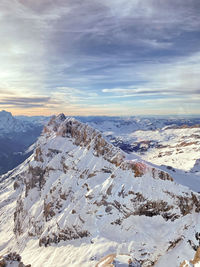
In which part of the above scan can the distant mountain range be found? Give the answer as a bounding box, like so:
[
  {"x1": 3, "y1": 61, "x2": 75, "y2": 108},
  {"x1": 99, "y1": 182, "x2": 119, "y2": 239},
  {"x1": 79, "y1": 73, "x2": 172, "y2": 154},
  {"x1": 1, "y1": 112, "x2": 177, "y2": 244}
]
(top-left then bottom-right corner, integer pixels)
[
  {"x1": 0, "y1": 110, "x2": 50, "y2": 174},
  {"x1": 0, "y1": 110, "x2": 200, "y2": 176}
]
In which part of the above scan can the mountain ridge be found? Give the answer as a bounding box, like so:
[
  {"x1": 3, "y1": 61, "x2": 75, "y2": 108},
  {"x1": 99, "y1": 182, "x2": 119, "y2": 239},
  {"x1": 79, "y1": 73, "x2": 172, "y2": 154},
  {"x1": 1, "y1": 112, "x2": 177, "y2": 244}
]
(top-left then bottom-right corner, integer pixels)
[{"x1": 0, "y1": 114, "x2": 200, "y2": 266}]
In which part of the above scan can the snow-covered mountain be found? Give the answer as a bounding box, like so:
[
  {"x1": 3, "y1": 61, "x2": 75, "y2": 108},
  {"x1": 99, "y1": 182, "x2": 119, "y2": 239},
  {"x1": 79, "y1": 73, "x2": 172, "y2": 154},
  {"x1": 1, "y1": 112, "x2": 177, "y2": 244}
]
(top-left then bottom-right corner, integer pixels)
[
  {"x1": 0, "y1": 110, "x2": 34, "y2": 134},
  {"x1": 110, "y1": 126, "x2": 200, "y2": 172},
  {"x1": 0, "y1": 110, "x2": 44, "y2": 174},
  {"x1": 0, "y1": 110, "x2": 49, "y2": 135},
  {"x1": 0, "y1": 114, "x2": 200, "y2": 267},
  {"x1": 80, "y1": 117, "x2": 200, "y2": 192},
  {"x1": 16, "y1": 114, "x2": 50, "y2": 126},
  {"x1": 77, "y1": 116, "x2": 200, "y2": 135},
  {"x1": 1, "y1": 111, "x2": 198, "y2": 175}
]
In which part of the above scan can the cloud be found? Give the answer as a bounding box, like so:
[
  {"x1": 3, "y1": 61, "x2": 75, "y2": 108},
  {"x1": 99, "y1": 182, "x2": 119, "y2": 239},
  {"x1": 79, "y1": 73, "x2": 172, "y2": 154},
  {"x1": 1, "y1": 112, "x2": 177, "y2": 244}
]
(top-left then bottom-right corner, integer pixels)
[
  {"x1": 0, "y1": 96, "x2": 51, "y2": 108},
  {"x1": 101, "y1": 50, "x2": 200, "y2": 98},
  {"x1": 102, "y1": 88, "x2": 163, "y2": 95},
  {"x1": 0, "y1": 89, "x2": 15, "y2": 95},
  {"x1": 1, "y1": 96, "x2": 50, "y2": 103},
  {"x1": 0, "y1": 0, "x2": 199, "y2": 115}
]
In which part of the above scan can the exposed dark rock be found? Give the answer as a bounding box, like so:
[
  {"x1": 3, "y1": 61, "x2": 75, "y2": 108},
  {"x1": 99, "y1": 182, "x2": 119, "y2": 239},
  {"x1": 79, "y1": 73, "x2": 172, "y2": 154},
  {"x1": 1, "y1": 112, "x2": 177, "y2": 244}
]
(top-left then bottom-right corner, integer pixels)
[
  {"x1": 14, "y1": 198, "x2": 25, "y2": 235},
  {"x1": 44, "y1": 201, "x2": 56, "y2": 221},
  {"x1": 39, "y1": 226, "x2": 90, "y2": 246},
  {"x1": 0, "y1": 252, "x2": 31, "y2": 267},
  {"x1": 13, "y1": 181, "x2": 20, "y2": 190},
  {"x1": 25, "y1": 166, "x2": 46, "y2": 196}
]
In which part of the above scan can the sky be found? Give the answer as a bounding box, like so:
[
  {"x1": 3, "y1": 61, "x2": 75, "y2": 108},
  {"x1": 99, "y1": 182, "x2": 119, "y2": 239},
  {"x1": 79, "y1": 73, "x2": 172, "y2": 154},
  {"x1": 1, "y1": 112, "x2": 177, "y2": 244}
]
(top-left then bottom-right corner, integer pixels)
[{"x1": 0, "y1": 0, "x2": 200, "y2": 116}]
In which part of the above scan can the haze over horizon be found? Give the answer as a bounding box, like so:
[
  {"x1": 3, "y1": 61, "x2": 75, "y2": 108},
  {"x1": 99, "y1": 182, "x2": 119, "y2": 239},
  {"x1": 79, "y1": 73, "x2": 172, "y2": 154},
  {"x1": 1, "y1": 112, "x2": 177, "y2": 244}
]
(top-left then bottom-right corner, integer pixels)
[{"x1": 0, "y1": 0, "x2": 200, "y2": 116}]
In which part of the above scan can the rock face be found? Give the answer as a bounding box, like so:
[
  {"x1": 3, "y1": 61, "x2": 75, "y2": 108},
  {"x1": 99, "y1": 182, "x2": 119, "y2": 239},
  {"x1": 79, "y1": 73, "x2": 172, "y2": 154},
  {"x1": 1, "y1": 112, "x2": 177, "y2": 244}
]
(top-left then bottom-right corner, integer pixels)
[
  {"x1": 0, "y1": 252, "x2": 31, "y2": 267},
  {"x1": 96, "y1": 254, "x2": 141, "y2": 267},
  {"x1": 1, "y1": 114, "x2": 200, "y2": 266},
  {"x1": 179, "y1": 247, "x2": 200, "y2": 267}
]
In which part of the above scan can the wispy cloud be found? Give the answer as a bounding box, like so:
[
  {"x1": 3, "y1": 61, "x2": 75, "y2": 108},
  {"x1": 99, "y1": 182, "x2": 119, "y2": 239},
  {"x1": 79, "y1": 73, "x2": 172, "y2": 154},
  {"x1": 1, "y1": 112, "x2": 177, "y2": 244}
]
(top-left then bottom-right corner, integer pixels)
[{"x1": 0, "y1": 96, "x2": 51, "y2": 108}]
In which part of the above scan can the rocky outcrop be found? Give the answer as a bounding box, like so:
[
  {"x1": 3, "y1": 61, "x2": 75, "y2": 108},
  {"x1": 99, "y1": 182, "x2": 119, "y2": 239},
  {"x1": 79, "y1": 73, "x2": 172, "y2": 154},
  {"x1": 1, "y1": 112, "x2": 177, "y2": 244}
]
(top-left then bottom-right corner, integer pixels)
[
  {"x1": 48, "y1": 116, "x2": 125, "y2": 166},
  {"x1": 96, "y1": 254, "x2": 141, "y2": 267},
  {"x1": 14, "y1": 198, "x2": 26, "y2": 235},
  {"x1": 0, "y1": 252, "x2": 31, "y2": 267},
  {"x1": 39, "y1": 226, "x2": 90, "y2": 247},
  {"x1": 25, "y1": 165, "x2": 46, "y2": 196},
  {"x1": 190, "y1": 247, "x2": 200, "y2": 265},
  {"x1": 40, "y1": 116, "x2": 174, "y2": 181},
  {"x1": 180, "y1": 247, "x2": 200, "y2": 266}
]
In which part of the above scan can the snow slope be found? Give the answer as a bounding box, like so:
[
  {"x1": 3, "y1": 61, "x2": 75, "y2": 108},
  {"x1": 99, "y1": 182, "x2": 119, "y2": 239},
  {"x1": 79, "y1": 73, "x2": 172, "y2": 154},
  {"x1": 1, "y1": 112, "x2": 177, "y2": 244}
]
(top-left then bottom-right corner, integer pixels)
[
  {"x1": 0, "y1": 114, "x2": 200, "y2": 267},
  {"x1": 128, "y1": 127, "x2": 200, "y2": 172},
  {"x1": 84, "y1": 117, "x2": 200, "y2": 192}
]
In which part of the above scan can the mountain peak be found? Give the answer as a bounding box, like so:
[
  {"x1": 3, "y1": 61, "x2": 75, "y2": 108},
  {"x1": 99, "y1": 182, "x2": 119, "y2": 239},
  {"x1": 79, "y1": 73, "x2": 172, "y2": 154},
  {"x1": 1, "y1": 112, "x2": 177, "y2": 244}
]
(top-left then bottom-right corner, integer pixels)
[
  {"x1": 41, "y1": 115, "x2": 174, "y2": 181},
  {"x1": 42, "y1": 115, "x2": 125, "y2": 167},
  {"x1": 0, "y1": 110, "x2": 35, "y2": 134},
  {"x1": 0, "y1": 109, "x2": 12, "y2": 116}
]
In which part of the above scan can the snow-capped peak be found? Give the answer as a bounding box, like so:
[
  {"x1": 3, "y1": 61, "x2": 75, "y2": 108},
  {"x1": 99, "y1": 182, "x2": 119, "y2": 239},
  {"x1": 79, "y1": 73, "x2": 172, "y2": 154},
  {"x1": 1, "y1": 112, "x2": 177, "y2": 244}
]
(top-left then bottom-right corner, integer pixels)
[{"x1": 0, "y1": 110, "x2": 34, "y2": 134}]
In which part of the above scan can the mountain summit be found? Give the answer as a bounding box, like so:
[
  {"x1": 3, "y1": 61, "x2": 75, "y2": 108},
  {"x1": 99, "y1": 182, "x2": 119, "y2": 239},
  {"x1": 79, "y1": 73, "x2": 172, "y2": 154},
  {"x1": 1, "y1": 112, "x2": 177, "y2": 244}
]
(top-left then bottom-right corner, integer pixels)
[
  {"x1": 0, "y1": 110, "x2": 34, "y2": 134},
  {"x1": 0, "y1": 114, "x2": 200, "y2": 266}
]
